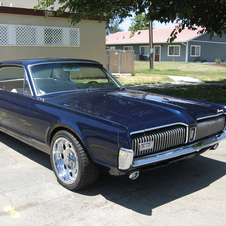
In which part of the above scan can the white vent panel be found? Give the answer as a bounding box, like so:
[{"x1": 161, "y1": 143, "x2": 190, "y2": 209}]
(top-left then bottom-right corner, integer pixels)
[{"x1": 0, "y1": 24, "x2": 80, "y2": 47}]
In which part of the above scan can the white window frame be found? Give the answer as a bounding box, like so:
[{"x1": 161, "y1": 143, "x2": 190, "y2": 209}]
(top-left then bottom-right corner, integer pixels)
[
  {"x1": 168, "y1": 45, "x2": 180, "y2": 57},
  {"x1": 140, "y1": 46, "x2": 149, "y2": 56},
  {"x1": 123, "y1": 46, "x2": 133, "y2": 50},
  {"x1": 190, "y1": 45, "x2": 201, "y2": 57}
]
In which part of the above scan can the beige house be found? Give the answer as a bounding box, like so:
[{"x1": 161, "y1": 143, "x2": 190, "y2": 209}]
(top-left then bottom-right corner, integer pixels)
[{"x1": 0, "y1": 1, "x2": 106, "y2": 65}]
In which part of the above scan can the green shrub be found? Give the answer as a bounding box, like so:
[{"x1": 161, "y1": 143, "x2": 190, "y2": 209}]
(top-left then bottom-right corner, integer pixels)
[
  {"x1": 196, "y1": 57, "x2": 201, "y2": 62},
  {"x1": 215, "y1": 58, "x2": 221, "y2": 64},
  {"x1": 131, "y1": 71, "x2": 136, "y2": 76}
]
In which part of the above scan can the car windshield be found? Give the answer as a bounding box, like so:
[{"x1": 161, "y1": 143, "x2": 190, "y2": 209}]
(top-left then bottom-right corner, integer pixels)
[{"x1": 30, "y1": 63, "x2": 122, "y2": 95}]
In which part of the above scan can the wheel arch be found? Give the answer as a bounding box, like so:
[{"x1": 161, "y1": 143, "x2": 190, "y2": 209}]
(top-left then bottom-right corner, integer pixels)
[{"x1": 47, "y1": 124, "x2": 89, "y2": 156}]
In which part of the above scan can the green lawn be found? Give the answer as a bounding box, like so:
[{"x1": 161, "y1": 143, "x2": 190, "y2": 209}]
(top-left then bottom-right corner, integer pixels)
[
  {"x1": 134, "y1": 61, "x2": 226, "y2": 83},
  {"x1": 116, "y1": 74, "x2": 173, "y2": 86},
  {"x1": 142, "y1": 85, "x2": 226, "y2": 105},
  {"x1": 116, "y1": 61, "x2": 226, "y2": 105}
]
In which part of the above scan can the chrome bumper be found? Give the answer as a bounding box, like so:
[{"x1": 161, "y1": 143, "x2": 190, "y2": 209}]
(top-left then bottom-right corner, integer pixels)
[{"x1": 119, "y1": 131, "x2": 226, "y2": 170}]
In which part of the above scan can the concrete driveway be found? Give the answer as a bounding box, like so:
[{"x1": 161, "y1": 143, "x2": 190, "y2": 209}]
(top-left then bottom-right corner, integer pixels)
[{"x1": 0, "y1": 132, "x2": 226, "y2": 225}]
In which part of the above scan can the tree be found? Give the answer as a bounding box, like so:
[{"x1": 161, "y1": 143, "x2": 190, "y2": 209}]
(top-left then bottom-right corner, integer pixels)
[
  {"x1": 128, "y1": 14, "x2": 149, "y2": 35},
  {"x1": 106, "y1": 17, "x2": 123, "y2": 35},
  {"x1": 35, "y1": 0, "x2": 226, "y2": 41}
]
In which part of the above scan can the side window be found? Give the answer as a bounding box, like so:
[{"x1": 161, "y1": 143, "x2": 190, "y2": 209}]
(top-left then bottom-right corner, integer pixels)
[
  {"x1": 168, "y1": 45, "x2": 180, "y2": 57},
  {"x1": 0, "y1": 66, "x2": 31, "y2": 95},
  {"x1": 190, "y1": 45, "x2": 201, "y2": 57}
]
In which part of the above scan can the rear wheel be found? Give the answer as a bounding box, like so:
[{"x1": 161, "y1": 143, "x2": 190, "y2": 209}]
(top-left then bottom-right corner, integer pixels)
[{"x1": 50, "y1": 130, "x2": 99, "y2": 190}]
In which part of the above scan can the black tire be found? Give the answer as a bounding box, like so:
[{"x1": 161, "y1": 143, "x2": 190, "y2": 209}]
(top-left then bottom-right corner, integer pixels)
[{"x1": 50, "y1": 130, "x2": 99, "y2": 191}]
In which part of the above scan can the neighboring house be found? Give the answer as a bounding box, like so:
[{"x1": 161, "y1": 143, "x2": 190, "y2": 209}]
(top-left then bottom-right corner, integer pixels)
[
  {"x1": 106, "y1": 26, "x2": 226, "y2": 62},
  {"x1": 0, "y1": 1, "x2": 106, "y2": 65}
]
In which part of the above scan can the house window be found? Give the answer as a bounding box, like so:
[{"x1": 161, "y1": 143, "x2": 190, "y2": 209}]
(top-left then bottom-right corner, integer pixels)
[
  {"x1": 123, "y1": 46, "x2": 133, "y2": 50},
  {"x1": 0, "y1": 24, "x2": 80, "y2": 47},
  {"x1": 140, "y1": 46, "x2": 149, "y2": 56},
  {"x1": 69, "y1": 29, "x2": 80, "y2": 46},
  {"x1": 190, "y1": 45, "x2": 201, "y2": 57},
  {"x1": 109, "y1": 46, "x2": 115, "y2": 50},
  {"x1": 44, "y1": 28, "x2": 63, "y2": 46},
  {"x1": 168, "y1": 45, "x2": 180, "y2": 56},
  {"x1": 0, "y1": 25, "x2": 8, "y2": 46},
  {"x1": 16, "y1": 26, "x2": 36, "y2": 46}
]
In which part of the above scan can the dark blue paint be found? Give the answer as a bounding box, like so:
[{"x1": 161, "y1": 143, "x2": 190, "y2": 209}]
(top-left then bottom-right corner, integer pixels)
[{"x1": 0, "y1": 58, "x2": 225, "y2": 176}]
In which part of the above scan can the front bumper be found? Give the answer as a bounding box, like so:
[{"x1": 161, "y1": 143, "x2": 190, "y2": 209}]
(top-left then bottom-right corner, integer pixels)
[{"x1": 119, "y1": 130, "x2": 226, "y2": 170}]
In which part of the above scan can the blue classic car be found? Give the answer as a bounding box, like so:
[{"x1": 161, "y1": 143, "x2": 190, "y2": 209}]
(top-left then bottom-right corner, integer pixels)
[{"x1": 0, "y1": 58, "x2": 225, "y2": 190}]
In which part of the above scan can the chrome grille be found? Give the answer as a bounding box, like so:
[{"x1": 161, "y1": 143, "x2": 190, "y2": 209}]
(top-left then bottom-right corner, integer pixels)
[
  {"x1": 131, "y1": 125, "x2": 187, "y2": 157},
  {"x1": 196, "y1": 115, "x2": 225, "y2": 140}
]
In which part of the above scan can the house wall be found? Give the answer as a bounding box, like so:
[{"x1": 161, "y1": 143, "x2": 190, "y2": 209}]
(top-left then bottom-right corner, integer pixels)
[
  {"x1": 160, "y1": 44, "x2": 186, "y2": 62},
  {"x1": 107, "y1": 43, "x2": 188, "y2": 62},
  {"x1": 0, "y1": 0, "x2": 61, "y2": 9},
  {"x1": 0, "y1": 13, "x2": 106, "y2": 65},
  {"x1": 107, "y1": 44, "x2": 144, "y2": 60},
  {"x1": 0, "y1": 0, "x2": 36, "y2": 8},
  {"x1": 107, "y1": 44, "x2": 140, "y2": 54},
  {"x1": 188, "y1": 34, "x2": 226, "y2": 62},
  {"x1": 196, "y1": 33, "x2": 226, "y2": 43}
]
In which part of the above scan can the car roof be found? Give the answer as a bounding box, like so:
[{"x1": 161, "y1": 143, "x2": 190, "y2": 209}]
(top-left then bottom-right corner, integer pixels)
[{"x1": 0, "y1": 58, "x2": 101, "y2": 67}]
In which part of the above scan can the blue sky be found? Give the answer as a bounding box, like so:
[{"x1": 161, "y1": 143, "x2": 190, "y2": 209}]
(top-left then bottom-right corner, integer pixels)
[{"x1": 119, "y1": 17, "x2": 175, "y2": 31}]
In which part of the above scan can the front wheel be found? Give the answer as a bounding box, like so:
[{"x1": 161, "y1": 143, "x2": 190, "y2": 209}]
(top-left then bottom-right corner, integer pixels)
[{"x1": 50, "y1": 130, "x2": 99, "y2": 191}]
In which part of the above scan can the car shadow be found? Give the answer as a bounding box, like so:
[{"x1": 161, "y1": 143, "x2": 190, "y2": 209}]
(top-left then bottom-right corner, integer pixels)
[
  {"x1": 1, "y1": 132, "x2": 226, "y2": 216},
  {"x1": 0, "y1": 132, "x2": 51, "y2": 170},
  {"x1": 79, "y1": 154, "x2": 226, "y2": 216}
]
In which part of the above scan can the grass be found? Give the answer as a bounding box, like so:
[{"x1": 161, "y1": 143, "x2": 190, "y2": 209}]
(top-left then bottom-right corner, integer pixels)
[
  {"x1": 116, "y1": 61, "x2": 226, "y2": 104},
  {"x1": 142, "y1": 85, "x2": 226, "y2": 105},
  {"x1": 116, "y1": 74, "x2": 173, "y2": 86},
  {"x1": 134, "y1": 61, "x2": 226, "y2": 83}
]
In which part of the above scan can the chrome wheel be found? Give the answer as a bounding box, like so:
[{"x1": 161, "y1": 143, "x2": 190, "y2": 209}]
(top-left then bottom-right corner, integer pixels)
[
  {"x1": 52, "y1": 137, "x2": 79, "y2": 184},
  {"x1": 51, "y1": 130, "x2": 99, "y2": 190}
]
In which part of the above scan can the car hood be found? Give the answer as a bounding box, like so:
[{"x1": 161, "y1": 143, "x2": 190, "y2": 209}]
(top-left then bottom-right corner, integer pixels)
[{"x1": 44, "y1": 89, "x2": 225, "y2": 132}]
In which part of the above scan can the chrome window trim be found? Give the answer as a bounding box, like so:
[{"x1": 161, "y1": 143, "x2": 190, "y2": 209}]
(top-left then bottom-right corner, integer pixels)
[
  {"x1": 24, "y1": 67, "x2": 34, "y2": 96},
  {"x1": 27, "y1": 61, "x2": 121, "y2": 97},
  {"x1": 0, "y1": 65, "x2": 33, "y2": 96}
]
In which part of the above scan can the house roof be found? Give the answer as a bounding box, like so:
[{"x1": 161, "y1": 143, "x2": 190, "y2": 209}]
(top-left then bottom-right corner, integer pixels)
[
  {"x1": 0, "y1": 6, "x2": 68, "y2": 18},
  {"x1": 0, "y1": 6, "x2": 100, "y2": 21},
  {"x1": 106, "y1": 27, "x2": 204, "y2": 45}
]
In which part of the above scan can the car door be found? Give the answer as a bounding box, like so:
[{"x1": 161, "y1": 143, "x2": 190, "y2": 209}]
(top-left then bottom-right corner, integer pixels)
[{"x1": 0, "y1": 66, "x2": 31, "y2": 138}]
